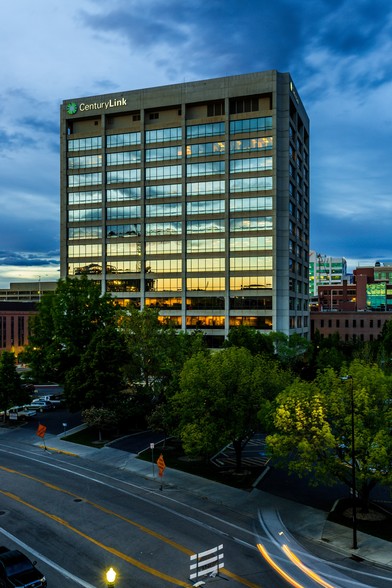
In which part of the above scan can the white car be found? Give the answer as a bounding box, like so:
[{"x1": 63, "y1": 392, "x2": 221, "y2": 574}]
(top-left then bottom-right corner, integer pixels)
[{"x1": 30, "y1": 399, "x2": 54, "y2": 411}]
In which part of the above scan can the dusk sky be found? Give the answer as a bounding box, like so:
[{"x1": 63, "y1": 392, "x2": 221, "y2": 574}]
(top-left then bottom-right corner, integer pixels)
[{"x1": 1, "y1": 0, "x2": 392, "y2": 288}]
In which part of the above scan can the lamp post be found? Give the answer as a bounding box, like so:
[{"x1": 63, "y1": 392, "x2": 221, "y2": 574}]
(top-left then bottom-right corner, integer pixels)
[
  {"x1": 342, "y1": 375, "x2": 358, "y2": 550},
  {"x1": 106, "y1": 567, "x2": 116, "y2": 587}
]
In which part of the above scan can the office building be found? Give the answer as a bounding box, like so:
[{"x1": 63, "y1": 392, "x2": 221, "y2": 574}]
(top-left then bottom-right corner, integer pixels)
[
  {"x1": 309, "y1": 251, "x2": 348, "y2": 298},
  {"x1": 60, "y1": 71, "x2": 310, "y2": 346}
]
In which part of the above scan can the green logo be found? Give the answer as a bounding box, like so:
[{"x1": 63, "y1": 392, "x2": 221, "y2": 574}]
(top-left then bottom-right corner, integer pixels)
[{"x1": 66, "y1": 102, "x2": 78, "y2": 115}]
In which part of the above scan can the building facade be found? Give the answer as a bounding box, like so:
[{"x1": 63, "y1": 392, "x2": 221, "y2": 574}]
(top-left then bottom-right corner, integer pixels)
[
  {"x1": 309, "y1": 251, "x2": 348, "y2": 298},
  {"x1": 60, "y1": 71, "x2": 310, "y2": 346},
  {"x1": 0, "y1": 302, "x2": 37, "y2": 356}
]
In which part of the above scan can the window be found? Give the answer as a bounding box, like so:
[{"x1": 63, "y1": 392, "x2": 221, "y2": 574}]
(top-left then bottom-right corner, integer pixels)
[
  {"x1": 68, "y1": 136, "x2": 102, "y2": 151},
  {"x1": 107, "y1": 242, "x2": 141, "y2": 256},
  {"x1": 230, "y1": 197, "x2": 273, "y2": 212},
  {"x1": 68, "y1": 173, "x2": 102, "y2": 187},
  {"x1": 187, "y1": 181, "x2": 225, "y2": 196},
  {"x1": 186, "y1": 142, "x2": 225, "y2": 157},
  {"x1": 230, "y1": 236, "x2": 272, "y2": 251},
  {"x1": 146, "y1": 241, "x2": 182, "y2": 255},
  {"x1": 186, "y1": 122, "x2": 225, "y2": 139},
  {"x1": 230, "y1": 157, "x2": 272, "y2": 173},
  {"x1": 187, "y1": 219, "x2": 225, "y2": 234},
  {"x1": 229, "y1": 97, "x2": 259, "y2": 114},
  {"x1": 68, "y1": 155, "x2": 102, "y2": 169},
  {"x1": 145, "y1": 127, "x2": 182, "y2": 143},
  {"x1": 187, "y1": 200, "x2": 225, "y2": 215},
  {"x1": 187, "y1": 258, "x2": 225, "y2": 272},
  {"x1": 107, "y1": 169, "x2": 141, "y2": 184},
  {"x1": 147, "y1": 259, "x2": 182, "y2": 273},
  {"x1": 107, "y1": 132, "x2": 141, "y2": 147},
  {"x1": 146, "y1": 203, "x2": 182, "y2": 217},
  {"x1": 107, "y1": 151, "x2": 141, "y2": 165},
  {"x1": 230, "y1": 216, "x2": 273, "y2": 232},
  {"x1": 207, "y1": 101, "x2": 225, "y2": 116},
  {"x1": 68, "y1": 191, "x2": 102, "y2": 204},
  {"x1": 230, "y1": 177, "x2": 273, "y2": 192},
  {"x1": 107, "y1": 188, "x2": 141, "y2": 201},
  {"x1": 68, "y1": 244, "x2": 102, "y2": 257},
  {"x1": 68, "y1": 208, "x2": 102, "y2": 222},
  {"x1": 69, "y1": 226, "x2": 102, "y2": 240},
  {"x1": 186, "y1": 277, "x2": 225, "y2": 291},
  {"x1": 187, "y1": 238, "x2": 225, "y2": 253},
  {"x1": 230, "y1": 276, "x2": 273, "y2": 290},
  {"x1": 187, "y1": 161, "x2": 225, "y2": 176},
  {"x1": 146, "y1": 146, "x2": 182, "y2": 162},
  {"x1": 107, "y1": 224, "x2": 141, "y2": 238},
  {"x1": 146, "y1": 222, "x2": 182, "y2": 236},
  {"x1": 229, "y1": 116, "x2": 272, "y2": 134},
  {"x1": 145, "y1": 165, "x2": 181, "y2": 180},
  {"x1": 230, "y1": 256, "x2": 273, "y2": 271},
  {"x1": 107, "y1": 206, "x2": 141, "y2": 220},
  {"x1": 146, "y1": 184, "x2": 182, "y2": 199},
  {"x1": 230, "y1": 137, "x2": 273, "y2": 153}
]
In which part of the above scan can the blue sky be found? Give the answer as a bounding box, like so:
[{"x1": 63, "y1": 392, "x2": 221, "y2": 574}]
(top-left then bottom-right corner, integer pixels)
[{"x1": 1, "y1": 0, "x2": 392, "y2": 287}]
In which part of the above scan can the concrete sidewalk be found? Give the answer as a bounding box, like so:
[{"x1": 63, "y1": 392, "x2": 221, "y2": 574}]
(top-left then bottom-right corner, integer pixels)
[{"x1": 37, "y1": 432, "x2": 392, "y2": 571}]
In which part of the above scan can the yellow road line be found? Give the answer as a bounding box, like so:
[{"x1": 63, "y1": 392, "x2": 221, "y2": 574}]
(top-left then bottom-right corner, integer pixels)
[
  {"x1": 0, "y1": 465, "x2": 264, "y2": 587},
  {"x1": 0, "y1": 489, "x2": 193, "y2": 587}
]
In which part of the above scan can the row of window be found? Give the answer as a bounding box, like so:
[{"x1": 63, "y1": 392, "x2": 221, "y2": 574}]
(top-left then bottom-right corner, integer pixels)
[
  {"x1": 68, "y1": 143, "x2": 275, "y2": 169},
  {"x1": 66, "y1": 271, "x2": 273, "y2": 291},
  {"x1": 68, "y1": 216, "x2": 273, "y2": 239},
  {"x1": 68, "y1": 117, "x2": 274, "y2": 152},
  {"x1": 69, "y1": 235, "x2": 273, "y2": 258},
  {"x1": 68, "y1": 197, "x2": 273, "y2": 222}
]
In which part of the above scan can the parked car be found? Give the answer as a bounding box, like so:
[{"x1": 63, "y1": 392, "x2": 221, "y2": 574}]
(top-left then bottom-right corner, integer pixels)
[
  {"x1": 0, "y1": 546, "x2": 47, "y2": 587},
  {"x1": 6, "y1": 406, "x2": 36, "y2": 421},
  {"x1": 29, "y1": 399, "x2": 54, "y2": 411}
]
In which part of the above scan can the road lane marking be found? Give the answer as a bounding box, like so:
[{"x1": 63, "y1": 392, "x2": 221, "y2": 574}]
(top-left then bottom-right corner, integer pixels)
[
  {"x1": 0, "y1": 466, "x2": 265, "y2": 587},
  {"x1": 0, "y1": 489, "x2": 193, "y2": 587},
  {"x1": 0, "y1": 527, "x2": 95, "y2": 588}
]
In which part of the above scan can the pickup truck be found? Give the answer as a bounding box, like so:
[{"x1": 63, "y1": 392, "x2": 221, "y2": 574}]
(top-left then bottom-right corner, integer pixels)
[
  {"x1": 0, "y1": 546, "x2": 47, "y2": 587},
  {"x1": 0, "y1": 407, "x2": 36, "y2": 421}
]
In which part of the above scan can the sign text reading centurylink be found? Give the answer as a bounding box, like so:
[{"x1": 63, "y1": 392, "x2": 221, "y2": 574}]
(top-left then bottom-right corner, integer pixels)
[{"x1": 66, "y1": 97, "x2": 127, "y2": 115}]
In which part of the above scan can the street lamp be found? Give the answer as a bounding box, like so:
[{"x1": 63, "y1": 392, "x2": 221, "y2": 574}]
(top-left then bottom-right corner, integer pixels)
[
  {"x1": 342, "y1": 375, "x2": 358, "y2": 549},
  {"x1": 106, "y1": 567, "x2": 116, "y2": 587}
]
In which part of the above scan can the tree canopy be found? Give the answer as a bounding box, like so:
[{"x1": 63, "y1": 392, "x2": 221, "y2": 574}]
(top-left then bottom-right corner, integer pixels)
[
  {"x1": 173, "y1": 347, "x2": 290, "y2": 470},
  {"x1": 266, "y1": 359, "x2": 392, "y2": 506},
  {"x1": 0, "y1": 351, "x2": 26, "y2": 419}
]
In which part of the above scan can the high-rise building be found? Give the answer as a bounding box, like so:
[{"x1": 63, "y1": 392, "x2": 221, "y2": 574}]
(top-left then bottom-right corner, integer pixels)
[
  {"x1": 309, "y1": 251, "x2": 348, "y2": 298},
  {"x1": 60, "y1": 71, "x2": 309, "y2": 346}
]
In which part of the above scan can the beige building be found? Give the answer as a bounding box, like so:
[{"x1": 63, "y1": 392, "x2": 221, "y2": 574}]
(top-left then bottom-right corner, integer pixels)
[{"x1": 60, "y1": 71, "x2": 310, "y2": 346}]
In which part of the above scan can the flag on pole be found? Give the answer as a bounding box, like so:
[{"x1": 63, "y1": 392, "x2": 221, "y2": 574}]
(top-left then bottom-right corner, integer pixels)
[
  {"x1": 36, "y1": 423, "x2": 47, "y2": 438},
  {"x1": 157, "y1": 453, "x2": 166, "y2": 477}
]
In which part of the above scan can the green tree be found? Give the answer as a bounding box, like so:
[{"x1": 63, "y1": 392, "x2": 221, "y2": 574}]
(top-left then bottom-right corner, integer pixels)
[
  {"x1": 23, "y1": 277, "x2": 120, "y2": 384},
  {"x1": 64, "y1": 323, "x2": 129, "y2": 412},
  {"x1": 223, "y1": 326, "x2": 274, "y2": 356},
  {"x1": 267, "y1": 359, "x2": 392, "y2": 508},
  {"x1": 0, "y1": 352, "x2": 25, "y2": 421},
  {"x1": 173, "y1": 348, "x2": 288, "y2": 471},
  {"x1": 81, "y1": 406, "x2": 117, "y2": 442}
]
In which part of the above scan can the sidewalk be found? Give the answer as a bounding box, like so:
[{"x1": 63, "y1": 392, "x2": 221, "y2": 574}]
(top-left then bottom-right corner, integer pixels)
[{"x1": 37, "y1": 432, "x2": 392, "y2": 571}]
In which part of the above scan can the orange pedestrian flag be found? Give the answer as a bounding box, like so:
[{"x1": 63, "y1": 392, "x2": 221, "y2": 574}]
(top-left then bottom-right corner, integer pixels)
[
  {"x1": 157, "y1": 453, "x2": 166, "y2": 477},
  {"x1": 36, "y1": 423, "x2": 47, "y2": 438}
]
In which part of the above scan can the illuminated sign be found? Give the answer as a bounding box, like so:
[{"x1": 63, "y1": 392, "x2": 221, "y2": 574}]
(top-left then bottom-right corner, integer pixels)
[{"x1": 66, "y1": 97, "x2": 127, "y2": 115}]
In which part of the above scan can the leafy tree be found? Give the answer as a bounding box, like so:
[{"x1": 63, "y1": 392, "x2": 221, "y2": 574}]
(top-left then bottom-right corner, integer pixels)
[
  {"x1": 23, "y1": 277, "x2": 120, "y2": 384},
  {"x1": 81, "y1": 406, "x2": 117, "y2": 441},
  {"x1": 0, "y1": 352, "x2": 26, "y2": 421},
  {"x1": 121, "y1": 309, "x2": 206, "y2": 426},
  {"x1": 64, "y1": 323, "x2": 129, "y2": 411},
  {"x1": 173, "y1": 348, "x2": 288, "y2": 471},
  {"x1": 223, "y1": 326, "x2": 274, "y2": 356},
  {"x1": 266, "y1": 359, "x2": 392, "y2": 509}
]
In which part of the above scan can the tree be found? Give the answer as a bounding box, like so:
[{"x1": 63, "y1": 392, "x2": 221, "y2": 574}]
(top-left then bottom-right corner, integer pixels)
[
  {"x1": 266, "y1": 359, "x2": 392, "y2": 508},
  {"x1": 0, "y1": 352, "x2": 25, "y2": 421},
  {"x1": 81, "y1": 406, "x2": 117, "y2": 442},
  {"x1": 173, "y1": 348, "x2": 289, "y2": 471},
  {"x1": 223, "y1": 326, "x2": 274, "y2": 356},
  {"x1": 64, "y1": 323, "x2": 129, "y2": 412},
  {"x1": 23, "y1": 277, "x2": 120, "y2": 384}
]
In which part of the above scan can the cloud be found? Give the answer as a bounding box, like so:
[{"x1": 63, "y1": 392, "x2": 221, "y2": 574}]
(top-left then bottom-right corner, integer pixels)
[{"x1": 1, "y1": 0, "x2": 392, "y2": 288}]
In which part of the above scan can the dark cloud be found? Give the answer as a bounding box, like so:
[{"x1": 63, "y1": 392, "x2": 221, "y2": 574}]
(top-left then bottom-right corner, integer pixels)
[{"x1": 0, "y1": 251, "x2": 59, "y2": 267}]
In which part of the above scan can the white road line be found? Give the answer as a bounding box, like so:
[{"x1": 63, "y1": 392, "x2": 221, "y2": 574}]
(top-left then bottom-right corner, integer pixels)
[{"x1": 0, "y1": 527, "x2": 96, "y2": 588}]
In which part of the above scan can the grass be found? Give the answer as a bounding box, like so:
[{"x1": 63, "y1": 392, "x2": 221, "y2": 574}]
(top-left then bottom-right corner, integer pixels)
[
  {"x1": 137, "y1": 438, "x2": 264, "y2": 490},
  {"x1": 64, "y1": 428, "x2": 263, "y2": 489}
]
